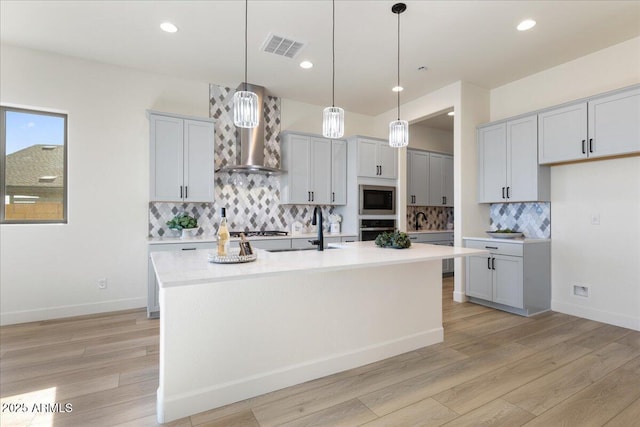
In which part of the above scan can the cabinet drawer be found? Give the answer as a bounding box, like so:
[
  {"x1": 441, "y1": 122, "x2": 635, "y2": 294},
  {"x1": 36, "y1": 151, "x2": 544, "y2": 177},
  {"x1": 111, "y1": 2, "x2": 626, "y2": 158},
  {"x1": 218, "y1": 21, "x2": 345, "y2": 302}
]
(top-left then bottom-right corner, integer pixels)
[
  {"x1": 291, "y1": 236, "x2": 340, "y2": 249},
  {"x1": 409, "y1": 232, "x2": 454, "y2": 243},
  {"x1": 464, "y1": 239, "x2": 523, "y2": 257}
]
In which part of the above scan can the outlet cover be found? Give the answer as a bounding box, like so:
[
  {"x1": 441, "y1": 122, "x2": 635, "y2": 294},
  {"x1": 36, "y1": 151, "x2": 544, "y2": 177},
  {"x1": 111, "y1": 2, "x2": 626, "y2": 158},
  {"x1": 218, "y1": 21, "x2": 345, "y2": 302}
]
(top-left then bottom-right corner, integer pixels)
[
  {"x1": 98, "y1": 278, "x2": 108, "y2": 289},
  {"x1": 572, "y1": 283, "x2": 590, "y2": 298}
]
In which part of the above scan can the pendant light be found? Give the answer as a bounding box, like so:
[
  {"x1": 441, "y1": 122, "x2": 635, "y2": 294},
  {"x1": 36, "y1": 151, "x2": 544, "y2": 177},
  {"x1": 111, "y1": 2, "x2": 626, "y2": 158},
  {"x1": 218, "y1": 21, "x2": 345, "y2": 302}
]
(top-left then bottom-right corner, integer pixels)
[
  {"x1": 389, "y1": 3, "x2": 408, "y2": 148},
  {"x1": 322, "y1": 0, "x2": 345, "y2": 139},
  {"x1": 233, "y1": 0, "x2": 259, "y2": 128}
]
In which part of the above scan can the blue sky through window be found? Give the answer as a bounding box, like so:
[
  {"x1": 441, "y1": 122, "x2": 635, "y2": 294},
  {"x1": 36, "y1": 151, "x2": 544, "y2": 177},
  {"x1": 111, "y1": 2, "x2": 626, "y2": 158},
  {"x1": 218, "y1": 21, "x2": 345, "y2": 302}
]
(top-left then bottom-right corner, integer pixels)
[{"x1": 6, "y1": 111, "x2": 65, "y2": 155}]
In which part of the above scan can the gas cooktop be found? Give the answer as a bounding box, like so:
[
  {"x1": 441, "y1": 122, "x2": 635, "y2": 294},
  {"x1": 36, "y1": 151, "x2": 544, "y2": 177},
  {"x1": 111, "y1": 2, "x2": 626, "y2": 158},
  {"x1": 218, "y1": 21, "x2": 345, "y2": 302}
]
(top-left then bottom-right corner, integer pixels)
[{"x1": 229, "y1": 230, "x2": 289, "y2": 238}]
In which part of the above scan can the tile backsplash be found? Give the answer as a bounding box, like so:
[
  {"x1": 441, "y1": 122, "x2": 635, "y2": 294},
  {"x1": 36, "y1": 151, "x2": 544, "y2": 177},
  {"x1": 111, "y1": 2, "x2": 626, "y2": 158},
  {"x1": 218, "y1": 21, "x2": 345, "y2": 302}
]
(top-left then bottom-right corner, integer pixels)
[
  {"x1": 406, "y1": 206, "x2": 454, "y2": 231},
  {"x1": 489, "y1": 202, "x2": 551, "y2": 239},
  {"x1": 148, "y1": 84, "x2": 334, "y2": 237}
]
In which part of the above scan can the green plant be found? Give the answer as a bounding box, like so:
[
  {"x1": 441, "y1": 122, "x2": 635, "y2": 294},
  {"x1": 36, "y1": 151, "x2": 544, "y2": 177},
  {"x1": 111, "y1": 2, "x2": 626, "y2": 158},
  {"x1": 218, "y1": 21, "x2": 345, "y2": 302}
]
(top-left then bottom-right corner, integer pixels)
[
  {"x1": 374, "y1": 231, "x2": 412, "y2": 249},
  {"x1": 166, "y1": 212, "x2": 198, "y2": 230}
]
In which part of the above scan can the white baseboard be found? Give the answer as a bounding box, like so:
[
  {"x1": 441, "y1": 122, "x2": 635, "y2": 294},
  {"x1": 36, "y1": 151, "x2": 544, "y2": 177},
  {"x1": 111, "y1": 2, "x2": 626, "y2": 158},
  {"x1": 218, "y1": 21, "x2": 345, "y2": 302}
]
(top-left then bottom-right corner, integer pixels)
[
  {"x1": 551, "y1": 300, "x2": 640, "y2": 331},
  {"x1": 453, "y1": 290, "x2": 468, "y2": 303},
  {"x1": 157, "y1": 327, "x2": 443, "y2": 424},
  {"x1": 0, "y1": 297, "x2": 147, "y2": 325}
]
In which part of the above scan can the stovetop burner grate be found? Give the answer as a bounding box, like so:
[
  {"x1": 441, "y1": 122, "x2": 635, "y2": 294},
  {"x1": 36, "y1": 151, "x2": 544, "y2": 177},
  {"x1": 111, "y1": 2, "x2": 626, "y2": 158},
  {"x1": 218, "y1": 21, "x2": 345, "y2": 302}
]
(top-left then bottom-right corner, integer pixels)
[{"x1": 229, "y1": 230, "x2": 289, "y2": 238}]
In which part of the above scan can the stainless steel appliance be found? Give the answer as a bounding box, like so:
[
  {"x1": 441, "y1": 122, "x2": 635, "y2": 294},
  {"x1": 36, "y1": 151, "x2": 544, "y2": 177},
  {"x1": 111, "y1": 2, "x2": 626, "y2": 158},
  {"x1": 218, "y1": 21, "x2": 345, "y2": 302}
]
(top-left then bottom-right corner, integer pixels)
[
  {"x1": 359, "y1": 185, "x2": 396, "y2": 215},
  {"x1": 359, "y1": 219, "x2": 396, "y2": 241}
]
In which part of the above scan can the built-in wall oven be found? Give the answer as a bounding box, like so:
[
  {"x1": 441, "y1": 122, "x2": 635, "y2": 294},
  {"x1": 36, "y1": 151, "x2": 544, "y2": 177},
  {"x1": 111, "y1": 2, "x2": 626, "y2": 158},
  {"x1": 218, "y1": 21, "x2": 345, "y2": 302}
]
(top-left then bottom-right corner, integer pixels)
[
  {"x1": 359, "y1": 185, "x2": 395, "y2": 215},
  {"x1": 359, "y1": 219, "x2": 396, "y2": 241}
]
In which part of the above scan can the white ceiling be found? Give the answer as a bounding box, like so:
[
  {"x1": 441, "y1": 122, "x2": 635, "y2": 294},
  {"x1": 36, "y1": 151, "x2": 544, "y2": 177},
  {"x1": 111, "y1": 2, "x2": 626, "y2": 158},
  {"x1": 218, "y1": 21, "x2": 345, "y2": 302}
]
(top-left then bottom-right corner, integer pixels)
[{"x1": 1, "y1": 1, "x2": 639, "y2": 116}]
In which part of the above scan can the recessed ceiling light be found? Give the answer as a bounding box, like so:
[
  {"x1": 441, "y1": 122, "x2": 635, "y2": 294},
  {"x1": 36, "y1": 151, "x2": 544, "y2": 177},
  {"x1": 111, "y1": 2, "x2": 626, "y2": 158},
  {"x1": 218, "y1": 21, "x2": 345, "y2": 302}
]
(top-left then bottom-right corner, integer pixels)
[
  {"x1": 517, "y1": 19, "x2": 536, "y2": 31},
  {"x1": 392, "y1": 86, "x2": 403, "y2": 92},
  {"x1": 447, "y1": 111, "x2": 454, "y2": 116},
  {"x1": 299, "y1": 61, "x2": 313, "y2": 69},
  {"x1": 160, "y1": 22, "x2": 178, "y2": 33}
]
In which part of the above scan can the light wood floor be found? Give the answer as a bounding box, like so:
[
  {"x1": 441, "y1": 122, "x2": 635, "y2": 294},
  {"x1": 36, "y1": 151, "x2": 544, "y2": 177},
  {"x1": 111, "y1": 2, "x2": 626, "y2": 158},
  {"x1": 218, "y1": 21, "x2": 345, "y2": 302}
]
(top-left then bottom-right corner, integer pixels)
[{"x1": 1, "y1": 277, "x2": 639, "y2": 427}]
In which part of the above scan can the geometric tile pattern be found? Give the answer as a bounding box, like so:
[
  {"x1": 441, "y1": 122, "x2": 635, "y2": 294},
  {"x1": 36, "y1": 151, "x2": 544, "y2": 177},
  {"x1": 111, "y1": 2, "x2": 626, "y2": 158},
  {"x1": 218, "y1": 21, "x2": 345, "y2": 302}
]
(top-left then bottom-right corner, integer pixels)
[
  {"x1": 148, "y1": 84, "x2": 332, "y2": 238},
  {"x1": 489, "y1": 202, "x2": 551, "y2": 239},
  {"x1": 406, "y1": 205, "x2": 454, "y2": 231}
]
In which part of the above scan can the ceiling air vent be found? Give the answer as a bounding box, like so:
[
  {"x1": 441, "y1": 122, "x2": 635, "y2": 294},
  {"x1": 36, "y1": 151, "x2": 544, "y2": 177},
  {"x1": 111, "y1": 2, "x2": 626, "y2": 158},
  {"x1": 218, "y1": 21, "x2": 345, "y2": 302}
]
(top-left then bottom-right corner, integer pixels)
[{"x1": 261, "y1": 33, "x2": 305, "y2": 59}]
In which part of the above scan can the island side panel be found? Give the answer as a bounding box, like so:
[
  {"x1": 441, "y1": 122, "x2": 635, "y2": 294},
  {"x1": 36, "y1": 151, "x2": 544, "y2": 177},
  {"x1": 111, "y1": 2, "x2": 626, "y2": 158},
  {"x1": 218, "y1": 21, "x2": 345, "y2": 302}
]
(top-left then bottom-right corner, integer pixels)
[{"x1": 156, "y1": 259, "x2": 443, "y2": 423}]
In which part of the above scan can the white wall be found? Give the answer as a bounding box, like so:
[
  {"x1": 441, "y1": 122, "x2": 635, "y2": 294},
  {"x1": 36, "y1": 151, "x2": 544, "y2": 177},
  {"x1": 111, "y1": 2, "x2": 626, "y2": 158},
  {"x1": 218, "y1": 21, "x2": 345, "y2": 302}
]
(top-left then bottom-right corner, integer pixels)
[
  {"x1": 490, "y1": 37, "x2": 640, "y2": 330},
  {"x1": 281, "y1": 98, "x2": 375, "y2": 136},
  {"x1": 373, "y1": 81, "x2": 490, "y2": 302},
  {"x1": 408, "y1": 125, "x2": 453, "y2": 154},
  {"x1": 0, "y1": 44, "x2": 371, "y2": 325}
]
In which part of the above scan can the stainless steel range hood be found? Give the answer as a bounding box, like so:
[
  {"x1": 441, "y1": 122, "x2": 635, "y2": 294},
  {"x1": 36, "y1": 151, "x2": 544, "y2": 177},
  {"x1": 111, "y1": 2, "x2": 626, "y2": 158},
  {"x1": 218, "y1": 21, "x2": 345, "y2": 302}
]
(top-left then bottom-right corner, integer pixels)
[{"x1": 216, "y1": 83, "x2": 281, "y2": 175}]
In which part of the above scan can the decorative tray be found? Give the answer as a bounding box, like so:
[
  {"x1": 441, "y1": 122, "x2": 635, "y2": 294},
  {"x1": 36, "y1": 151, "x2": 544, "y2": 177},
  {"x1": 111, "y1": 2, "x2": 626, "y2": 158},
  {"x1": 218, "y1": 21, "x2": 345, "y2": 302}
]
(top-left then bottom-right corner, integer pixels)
[
  {"x1": 486, "y1": 231, "x2": 524, "y2": 239},
  {"x1": 207, "y1": 253, "x2": 257, "y2": 264}
]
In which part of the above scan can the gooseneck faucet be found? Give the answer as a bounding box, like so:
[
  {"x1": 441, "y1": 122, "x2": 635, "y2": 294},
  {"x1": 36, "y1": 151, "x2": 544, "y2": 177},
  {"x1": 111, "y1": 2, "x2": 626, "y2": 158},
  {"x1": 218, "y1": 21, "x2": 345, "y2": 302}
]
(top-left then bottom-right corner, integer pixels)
[
  {"x1": 309, "y1": 206, "x2": 324, "y2": 251},
  {"x1": 415, "y1": 211, "x2": 427, "y2": 230}
]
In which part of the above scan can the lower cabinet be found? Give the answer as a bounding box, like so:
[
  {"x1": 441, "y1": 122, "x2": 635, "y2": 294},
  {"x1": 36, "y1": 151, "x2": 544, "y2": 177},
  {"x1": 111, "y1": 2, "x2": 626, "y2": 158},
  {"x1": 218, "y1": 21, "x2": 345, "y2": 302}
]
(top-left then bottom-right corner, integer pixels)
[
  {"x1": 464, "y1": 238, "x2": 550, "y2": 316},
  {"x1": 408, "y1": 232, "x2": 454, "y2": 275}
]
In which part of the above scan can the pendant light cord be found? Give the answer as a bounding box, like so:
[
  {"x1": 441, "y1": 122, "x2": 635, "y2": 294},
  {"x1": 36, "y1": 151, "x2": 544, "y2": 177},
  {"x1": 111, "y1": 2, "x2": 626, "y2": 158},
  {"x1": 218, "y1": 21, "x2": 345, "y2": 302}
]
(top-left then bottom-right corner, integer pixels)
[
  {"x1": 397, "y1": 9, "x2": 400, "y2": 121},
  {"x1": 244, "y1": 0, "x2": 248, "y2": 92},
  {"x1": 332, "y1": 0, "x2": 336, "y2": 108}
]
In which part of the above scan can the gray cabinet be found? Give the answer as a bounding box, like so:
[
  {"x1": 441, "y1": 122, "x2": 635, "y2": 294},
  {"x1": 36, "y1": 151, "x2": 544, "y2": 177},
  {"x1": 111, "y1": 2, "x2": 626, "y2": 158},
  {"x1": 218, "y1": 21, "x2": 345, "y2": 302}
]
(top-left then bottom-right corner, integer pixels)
[
  {"x1": 464, "y1": 238, "x2": 550, "y2": 316},
  {"x1": 149, "y1": 112, "x2": 215, "y2": 202},
  {"x1": 477, "y1": 114, "x2": 549, "y2": 203},
  {"x1": 408, "y1": 232, "x2": 454, "y2": 275},
  {"x1": 357, "y1": 137, "x2": 397, "y2": 179},
  {"x1": 539, "y1": 86, "x2": 640, "y2": 164},
  {"x1": 429, "y1": 153, "x2": 453, "y2": 207},
  {"x1": 407, "y1": 150, "x2": 429, "y2": 206},
  {"x1": 280, "y1": 132, "x2": 346, "y2": 205}
]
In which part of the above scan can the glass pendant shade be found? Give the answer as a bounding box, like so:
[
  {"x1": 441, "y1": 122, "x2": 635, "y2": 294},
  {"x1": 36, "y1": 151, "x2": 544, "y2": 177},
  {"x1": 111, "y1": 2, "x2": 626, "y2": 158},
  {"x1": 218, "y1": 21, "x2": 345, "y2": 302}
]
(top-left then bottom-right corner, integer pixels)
[
  {"x1": 233, "y1": 90, "x2": 259, "y2": 128},
  {"x1": 389, "y1": 119, "x2": 409, "y2": 148},
  {"x1": 322, "y1": 106, "x2": 345, "y2": 138}
]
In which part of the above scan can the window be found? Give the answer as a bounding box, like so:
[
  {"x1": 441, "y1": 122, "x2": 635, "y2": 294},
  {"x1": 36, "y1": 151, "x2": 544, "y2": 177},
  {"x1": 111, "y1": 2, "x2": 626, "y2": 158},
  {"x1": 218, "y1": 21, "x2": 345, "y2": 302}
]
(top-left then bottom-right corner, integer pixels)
[{"x1": 1, "y1": 106, "x2": 68, "y2": 223}]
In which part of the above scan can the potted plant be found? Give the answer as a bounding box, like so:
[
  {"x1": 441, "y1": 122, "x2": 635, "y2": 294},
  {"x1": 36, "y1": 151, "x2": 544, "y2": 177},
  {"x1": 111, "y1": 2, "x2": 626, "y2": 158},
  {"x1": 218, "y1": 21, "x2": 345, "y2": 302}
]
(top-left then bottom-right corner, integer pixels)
[{"x1": 166, "y1": 212, "x2": 198, "y2": 238}]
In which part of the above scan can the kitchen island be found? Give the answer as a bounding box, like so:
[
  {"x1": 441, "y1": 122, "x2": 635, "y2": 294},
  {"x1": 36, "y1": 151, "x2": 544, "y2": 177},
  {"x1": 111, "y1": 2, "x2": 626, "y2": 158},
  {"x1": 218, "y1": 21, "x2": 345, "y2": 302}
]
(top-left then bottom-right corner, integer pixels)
[{"x1": 151, "y1": 241, "x2": 485, "y2": 423}]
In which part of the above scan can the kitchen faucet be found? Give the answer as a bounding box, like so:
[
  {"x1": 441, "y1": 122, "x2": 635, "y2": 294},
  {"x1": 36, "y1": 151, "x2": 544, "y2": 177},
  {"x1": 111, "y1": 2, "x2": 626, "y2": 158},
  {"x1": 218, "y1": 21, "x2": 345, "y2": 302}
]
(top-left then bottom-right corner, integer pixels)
[
  {"x1": 415, "y1": 211, "x2": 427, "y2": 230},
  {"x1": 309, "y1": 206, "x2": 324, "y2": 251}
]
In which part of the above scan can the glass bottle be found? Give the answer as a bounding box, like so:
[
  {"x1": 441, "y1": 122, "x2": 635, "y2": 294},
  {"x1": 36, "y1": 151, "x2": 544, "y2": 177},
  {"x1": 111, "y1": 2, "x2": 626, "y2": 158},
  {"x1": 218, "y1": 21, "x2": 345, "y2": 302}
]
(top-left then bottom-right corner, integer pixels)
[{"x1": 217, "y1": 208, "x2": 230, "y2": 256}]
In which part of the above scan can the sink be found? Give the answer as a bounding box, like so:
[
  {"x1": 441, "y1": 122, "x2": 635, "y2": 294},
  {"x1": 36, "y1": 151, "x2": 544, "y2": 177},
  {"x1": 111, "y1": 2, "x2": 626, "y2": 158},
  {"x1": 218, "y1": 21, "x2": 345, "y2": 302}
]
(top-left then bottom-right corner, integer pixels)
[{"x1": 266, "y1": 247, "x2": 339, "y2": 253}]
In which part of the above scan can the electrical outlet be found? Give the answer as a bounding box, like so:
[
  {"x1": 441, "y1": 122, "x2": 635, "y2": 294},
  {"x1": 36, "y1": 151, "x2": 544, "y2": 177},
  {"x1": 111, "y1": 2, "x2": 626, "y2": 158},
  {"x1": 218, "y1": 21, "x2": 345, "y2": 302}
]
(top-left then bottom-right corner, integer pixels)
[
  {"x1": 591, "y1": 213, "x2": 600, "y2": 225},
  {"x1": 98, "y1": 278, "x2": 108, "y2": 289},
  {"x1": 572, "y1": 283, "x2": 590, "y2": 298}
]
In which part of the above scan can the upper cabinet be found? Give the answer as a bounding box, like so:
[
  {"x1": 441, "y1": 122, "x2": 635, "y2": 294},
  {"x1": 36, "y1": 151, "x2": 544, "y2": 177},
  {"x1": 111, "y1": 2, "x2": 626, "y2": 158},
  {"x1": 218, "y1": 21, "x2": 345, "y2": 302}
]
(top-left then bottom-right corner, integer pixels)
[
  {"x1": 357, "y1": 137, "x2": 397, "y2": 179},
  {"x1": 407, "y1": 150, "x2": 429, "y2": 206},
  {"x1": 149, "y1": 112, "x2": 215, "y2": 202},
  {"x1": 280, "y1": 132, "x2": 347, "y2": 205},
  {"x1": 539, "y1": 86, "x2": 640, "y2": 164},
  {"x1": 429, "y1": 153, "x2": 454, "y2": 207},
  {"x1": 477, "y1": 114, "x2": 550, "y2": 203}
]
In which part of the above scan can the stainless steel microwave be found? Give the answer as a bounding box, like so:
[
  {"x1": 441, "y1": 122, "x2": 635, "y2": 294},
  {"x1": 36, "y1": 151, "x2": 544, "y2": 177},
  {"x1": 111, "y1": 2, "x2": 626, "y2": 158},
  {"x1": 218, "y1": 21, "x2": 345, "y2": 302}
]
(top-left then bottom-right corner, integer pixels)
[{"x1": 359, "y1": 185, "x2": 396, "y2": 215}]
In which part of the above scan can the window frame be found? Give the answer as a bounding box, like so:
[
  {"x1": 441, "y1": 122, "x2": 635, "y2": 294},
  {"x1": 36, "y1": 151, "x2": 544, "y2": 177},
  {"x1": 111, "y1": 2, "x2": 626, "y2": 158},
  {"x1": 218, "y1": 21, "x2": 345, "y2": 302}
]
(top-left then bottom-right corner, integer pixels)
[{"x1": 1, "y1": 105, "x2": 68, "y2": 224}]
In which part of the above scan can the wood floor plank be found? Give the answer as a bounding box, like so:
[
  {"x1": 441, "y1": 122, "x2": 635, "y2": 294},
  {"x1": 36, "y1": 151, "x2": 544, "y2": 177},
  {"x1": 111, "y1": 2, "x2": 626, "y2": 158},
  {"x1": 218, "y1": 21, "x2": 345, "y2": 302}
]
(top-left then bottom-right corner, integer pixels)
[
  {"x1": 361, "y1": 397, "x2": 459, "y2": 427},
  {"x1": 521, "y1": 369, "x2": 640, "y2": 427},
  {"x1": 503, "y1": 341, "x2": 640, "y2": 416},
  {"x1": 482, "y1": 312, "x2": 578, "y2": 346},
  {"x1": 565, "y1": 323, "x2": 632, "y2": 350},
  {"x1": 115, "y1": 414, "x2": 193, "y2": 427},
  {"x1": 251, "y1": 346, "x2": 469, "y2": 426},
  {"x1": 604, "y1": 397, "x2": 640, "y2": 427},
  {"x1": 440, "y1": 398, "x2": 534, "y2": 427},
  {"x1": 515, "y1": 317, "x2": 603, "y2": 351},
  {"x1": 358, "y1": 343, "x2": 534, "y2": 417},
  {"x1": 616, "y1": 330, "x2": 640, "y2": 349},
  {"x1": 191, "y1": 409, "x2": 259, "y2": 427},
  {"x1": 432, "y1": 341, "x2": 592, "y2": 415},
  {"x1": 278, "y1": 399, "x2": 377, "y2": 427}
]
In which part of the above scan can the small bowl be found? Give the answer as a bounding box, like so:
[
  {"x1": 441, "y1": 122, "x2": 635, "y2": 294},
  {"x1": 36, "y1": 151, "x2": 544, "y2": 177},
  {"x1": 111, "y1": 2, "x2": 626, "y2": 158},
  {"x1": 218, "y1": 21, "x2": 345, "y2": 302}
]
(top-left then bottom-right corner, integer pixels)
[{"x1": 486, "y1": 231, "x2": 524, "y2": 239}]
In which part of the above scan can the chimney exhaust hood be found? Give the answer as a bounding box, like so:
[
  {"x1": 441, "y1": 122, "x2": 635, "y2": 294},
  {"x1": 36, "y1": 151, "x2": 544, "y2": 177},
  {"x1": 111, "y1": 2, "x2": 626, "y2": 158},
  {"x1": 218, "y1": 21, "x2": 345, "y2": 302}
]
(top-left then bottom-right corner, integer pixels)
[{"x1": 216, "y1": 83, "x2": 281, "y2": 175}]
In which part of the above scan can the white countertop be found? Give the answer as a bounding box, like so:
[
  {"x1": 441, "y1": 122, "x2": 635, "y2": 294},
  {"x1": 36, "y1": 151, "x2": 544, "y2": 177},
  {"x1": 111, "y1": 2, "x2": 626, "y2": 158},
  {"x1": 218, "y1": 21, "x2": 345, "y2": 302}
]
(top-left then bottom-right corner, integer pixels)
[
  {"x1": 150, "y1": 241, "x2": 486, "y2": 288},
  {"x1": 148, "y1": 232, "x2": 358, "y2": 245}
]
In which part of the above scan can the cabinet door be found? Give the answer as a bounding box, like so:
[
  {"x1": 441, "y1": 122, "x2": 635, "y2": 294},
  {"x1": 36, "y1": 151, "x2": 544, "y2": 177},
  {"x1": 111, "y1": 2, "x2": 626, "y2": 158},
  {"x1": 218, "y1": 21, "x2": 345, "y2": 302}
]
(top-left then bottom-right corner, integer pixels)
[
  {"x1": 493, "y1": 255, "x2": 524, "y2": 309},
  {"x1": 331, "y1": 139, "x2": 347, "y2": 205},
  {"x1": 378, "y1": 143, "x2": 398, "y2": 179},
  {"x1": 466, "y1": 255, "x2": 493, "y2": 301},
  {"x1": 183, "y1": 119, "x2": 215, "y2": 202},
  {"x1": 588, "y1": 88, "x2": 640, "y2": 159},
  {"x1": 150, "y1": 114, "x2": 184, "y2": 202},
  {"x1": 310, "y1": 137, "x2": 332, "y2": 205},
  {"x1": 507, "y1": 115, "x2": 539, "y2": 202},
  {"x1": 357, "y1": 139, "x2": 379, "y2": 177},
  {"x1": 538, "y1": 102, "x2": 588, "y2": 164},
  {"x1": 286, "y1": 135, "x2": 312, "y2": 203},
  {"x1": 407, "y1": 150, "x2": 429, "y2": 206},
  {"x1": 442, "y1": 155, "x2": 454, "y2": 207},
  {"x1": 477, "y1": 123, "x2": 507, "y2": 203}
]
